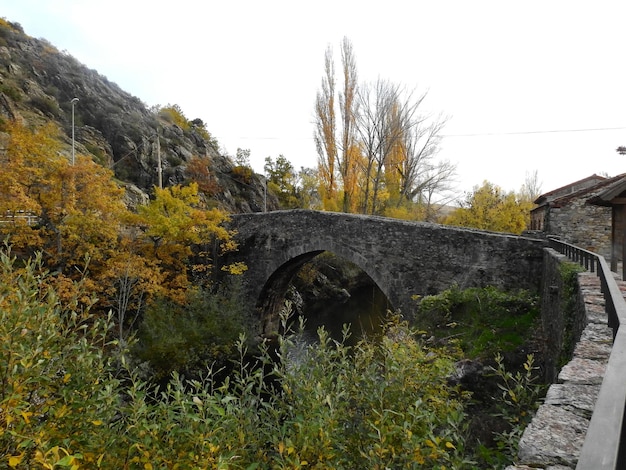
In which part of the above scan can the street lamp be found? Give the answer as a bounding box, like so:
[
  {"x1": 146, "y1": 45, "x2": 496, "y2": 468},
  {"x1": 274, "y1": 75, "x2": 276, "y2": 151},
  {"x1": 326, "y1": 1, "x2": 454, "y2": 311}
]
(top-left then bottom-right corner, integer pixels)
[{"x1": 70, "y1": 97, "x2": 79, "y2": 165}]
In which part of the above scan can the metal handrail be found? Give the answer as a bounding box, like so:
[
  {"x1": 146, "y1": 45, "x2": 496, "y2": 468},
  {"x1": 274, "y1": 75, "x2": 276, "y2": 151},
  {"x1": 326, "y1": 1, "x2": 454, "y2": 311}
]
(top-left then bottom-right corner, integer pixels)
[{"x1": 548, "y1": 238, "x2": 626, "y2": 469}]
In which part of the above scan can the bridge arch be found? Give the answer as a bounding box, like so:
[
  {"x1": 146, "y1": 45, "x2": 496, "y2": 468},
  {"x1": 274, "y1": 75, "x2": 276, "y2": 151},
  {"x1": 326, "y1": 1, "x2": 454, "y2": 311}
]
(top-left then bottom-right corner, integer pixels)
[
  {"x1": 225, "y1": 210, "x2": 546, "y2": 336},
  {"x1": 255, "y1": 245, "x2": 396, "y2": 335}
]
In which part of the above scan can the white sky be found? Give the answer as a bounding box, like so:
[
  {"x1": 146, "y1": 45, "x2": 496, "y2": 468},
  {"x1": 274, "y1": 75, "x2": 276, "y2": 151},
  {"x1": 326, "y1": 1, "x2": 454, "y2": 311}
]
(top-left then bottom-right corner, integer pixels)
[{"x1": 2, "y1": 0, "x2": 626, "y2": 196}]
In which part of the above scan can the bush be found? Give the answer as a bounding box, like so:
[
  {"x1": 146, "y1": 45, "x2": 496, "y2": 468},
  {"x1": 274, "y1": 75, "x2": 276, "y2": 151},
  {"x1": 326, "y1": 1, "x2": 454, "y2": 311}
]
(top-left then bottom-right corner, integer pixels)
[
  {"x1": 0, "y1": 248, "x2": 120, "y2": 469},
  {"x1": 0, "y1": 84, "x2": 22, "y2": 102},
  {"x1": 132, "y1": 283, "x2": 253, "y2": 380},
  {"x1": 4, "y1": 244, "x2": 546, "y2": 468},
  {"x1": 416, "y1": 285, "x2": 539, "y2": 358},
  {"x1": 0, "y1": 245, "x2": 475, "y2": 468},
  {"x1": 157, "y1": 104, "x2": 190, "y2": 131},
  {"x1": 482, "y1": 353, "x2": 545, "y2": 466},
  {"x1": 29, "y1": 95, "x2": 60, "y2": 117},
  {"x1": 232, "y1": 165, "x2": 253, "y2": 184},
  {"x1": 273, "y1": 316, "x2": 473, "y2": 468}
]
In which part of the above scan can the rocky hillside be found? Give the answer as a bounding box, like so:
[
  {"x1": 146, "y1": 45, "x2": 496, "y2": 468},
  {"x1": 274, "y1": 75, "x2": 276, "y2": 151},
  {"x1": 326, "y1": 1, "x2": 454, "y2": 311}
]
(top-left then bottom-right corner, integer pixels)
[{"x1": 0, "y1": 18, "x2": 276, "y2": 213}]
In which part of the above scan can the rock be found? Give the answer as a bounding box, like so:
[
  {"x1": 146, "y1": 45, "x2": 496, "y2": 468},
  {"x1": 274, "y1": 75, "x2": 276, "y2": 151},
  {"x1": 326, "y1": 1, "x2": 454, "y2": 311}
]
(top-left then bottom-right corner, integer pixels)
[
  {"x1": 0, "y1": 20, "x2": 280, "y2": 214},
  {"x1": 448, "y1": 359, "x2": 484, "y2": 387},
  {"x1": 122, "y1": 183, "x2": 149, "y2": 211},
  {"x1": 517, "y1": 405, "x2": 588, "y2": 467},
  {"x1": 543, "y1": 383, "x2": 600, "y2": 418},
  {"x1": 557, "y1": 357, "x2": 606, "y2": 385}
]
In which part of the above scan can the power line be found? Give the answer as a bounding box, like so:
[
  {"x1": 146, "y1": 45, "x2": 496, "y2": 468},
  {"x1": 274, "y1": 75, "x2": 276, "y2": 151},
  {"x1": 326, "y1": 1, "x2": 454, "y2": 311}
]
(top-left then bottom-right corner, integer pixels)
[
  {"x1": 442, "y1": 126, "x2": 626, "y2": 138},
  {"x1": 214, "y1": 126, "x2": 626, "y2": 143}
]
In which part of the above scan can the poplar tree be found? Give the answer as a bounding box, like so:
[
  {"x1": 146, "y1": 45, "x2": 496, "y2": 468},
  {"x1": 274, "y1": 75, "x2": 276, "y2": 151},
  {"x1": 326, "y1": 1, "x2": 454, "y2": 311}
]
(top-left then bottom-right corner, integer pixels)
[{"x1": 314, "y1": 46, "x2": 338, "y2": 206}]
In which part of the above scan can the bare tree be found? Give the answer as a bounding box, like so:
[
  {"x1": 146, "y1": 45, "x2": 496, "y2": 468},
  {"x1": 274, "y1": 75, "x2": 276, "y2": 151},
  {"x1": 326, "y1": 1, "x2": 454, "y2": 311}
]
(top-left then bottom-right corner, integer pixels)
[
  {"x1": 395, "y1": 113, "x2": 455, "y2": 221},
  {"x1": 413, "y1": 159, "x2": 457, "y2": 221},
  {"x1": 113, "y1": 262, "x2": 144, "y2": 346},
  {"x1": 353, "y1": 79, "x2": 386, "y2": 214},
  {"x1": 355, "y1": 79, "x2": 424, "y2": 214},
  {"x1": 520, "y1": 170, "x2": 542, "y2": 202}
]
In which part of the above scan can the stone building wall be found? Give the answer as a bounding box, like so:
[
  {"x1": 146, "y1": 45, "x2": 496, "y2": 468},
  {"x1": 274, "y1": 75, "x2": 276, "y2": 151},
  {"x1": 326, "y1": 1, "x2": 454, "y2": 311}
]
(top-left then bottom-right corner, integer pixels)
[{"x1": 546, "y1": 199, "x2": 611, "y2": 259}]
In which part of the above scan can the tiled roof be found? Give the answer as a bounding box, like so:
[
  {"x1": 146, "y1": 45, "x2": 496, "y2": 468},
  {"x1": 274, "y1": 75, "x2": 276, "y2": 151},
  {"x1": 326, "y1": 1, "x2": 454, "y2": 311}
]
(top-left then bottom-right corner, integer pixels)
[
  {"x1": 533, "y1": 174, "x2": 607, "y2": 205},
  {"x1": 532, "y1": 173, "x2": 626, "y2": 211}
]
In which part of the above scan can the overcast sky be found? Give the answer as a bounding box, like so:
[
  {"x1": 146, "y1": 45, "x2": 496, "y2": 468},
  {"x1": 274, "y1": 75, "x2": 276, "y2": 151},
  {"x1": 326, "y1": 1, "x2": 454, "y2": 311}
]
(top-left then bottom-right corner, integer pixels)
[{"x1": 3, "y1": 1, "x2": 626, "y2": 196}]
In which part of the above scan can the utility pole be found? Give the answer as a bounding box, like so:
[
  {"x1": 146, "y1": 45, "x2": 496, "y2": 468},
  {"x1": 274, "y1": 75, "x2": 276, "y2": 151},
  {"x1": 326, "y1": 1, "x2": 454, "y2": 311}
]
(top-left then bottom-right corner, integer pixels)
[{"x1": 70, "y1": 97, "x2": 79, "y2": 165}]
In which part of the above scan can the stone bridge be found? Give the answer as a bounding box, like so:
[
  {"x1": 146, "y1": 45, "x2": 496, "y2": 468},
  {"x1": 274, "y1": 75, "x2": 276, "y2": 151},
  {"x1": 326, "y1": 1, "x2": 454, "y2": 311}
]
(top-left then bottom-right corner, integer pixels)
[{"x1": 224, "y1": 210, "x2": 547, "y2": 334}]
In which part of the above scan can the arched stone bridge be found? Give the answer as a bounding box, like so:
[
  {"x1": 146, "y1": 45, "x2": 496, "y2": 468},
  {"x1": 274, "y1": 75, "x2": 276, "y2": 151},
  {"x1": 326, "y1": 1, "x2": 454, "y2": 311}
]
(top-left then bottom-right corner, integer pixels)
[{"x1": 225, "y1": 210, "x2": 547, "y2": 335}]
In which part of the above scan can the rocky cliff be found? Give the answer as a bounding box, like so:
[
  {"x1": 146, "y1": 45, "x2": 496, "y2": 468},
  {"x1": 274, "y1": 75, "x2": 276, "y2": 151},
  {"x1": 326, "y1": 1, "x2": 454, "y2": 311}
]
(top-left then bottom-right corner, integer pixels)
[{"x1": 0, "y1": 18, "x2": 277, "y2": 213}]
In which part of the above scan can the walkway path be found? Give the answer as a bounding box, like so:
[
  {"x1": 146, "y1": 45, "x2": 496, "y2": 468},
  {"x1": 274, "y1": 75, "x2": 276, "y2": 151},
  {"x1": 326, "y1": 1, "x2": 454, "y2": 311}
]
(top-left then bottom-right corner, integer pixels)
[{"x1": 507, "y1": 271, "x2": 621, "y2": 469}]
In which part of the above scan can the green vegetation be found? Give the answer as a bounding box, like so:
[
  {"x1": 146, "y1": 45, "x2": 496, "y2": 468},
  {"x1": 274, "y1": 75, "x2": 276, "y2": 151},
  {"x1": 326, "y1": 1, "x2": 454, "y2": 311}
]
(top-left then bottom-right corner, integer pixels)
[
  {"x1": 0, "y1": 83, "x2": 21, "y2": 102},
  {"x1": 416, "y1": 285, "x2": 540, "y2": 359},
  {"x1": 477, "y1": 354, "x2": 544, "y2": 467},
  {"x1": 0, "y1": 252, "x2": 465, "y2": 468},
  {"x1": 414, "y1": 284, "x2": 545, "y2": 467},
  {"x1": 133, "y1": 281, "x2": 252, "y2": 380},
  {"x1": 0, "y1": 248, "x2": 543, "y2": 469},
  {"x1": 264, "y1": 155, "x2": 299, "y2": 209}
]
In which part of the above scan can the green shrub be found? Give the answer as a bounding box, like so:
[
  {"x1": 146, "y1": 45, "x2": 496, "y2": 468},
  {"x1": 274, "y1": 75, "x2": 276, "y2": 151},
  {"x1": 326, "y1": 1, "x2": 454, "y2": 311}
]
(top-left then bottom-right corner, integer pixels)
[
  {"x1": 0, "y1": 84, "x2": 21, "y2": 101},
  {"x1": 266, "y1": 314, "x2": 473, "y2": 468},
  {"x1": 6, "y1": 243, "x2": 548, "y2": 469},
  {"x1": 132, "y1": 283, "x2": 253, "y2": 379},
  {"x1": 483, "y1": 353, "x2": 545, "y2": 465},
  {"x1": 157, "y1": 104, "x2": 190, "y2": 131},
  {"x1": 29, "y1": 95, "x2": 60, "y2": 117},
  {"x1": 416, "y1": 285, "x2": 539, "y2": 358}
]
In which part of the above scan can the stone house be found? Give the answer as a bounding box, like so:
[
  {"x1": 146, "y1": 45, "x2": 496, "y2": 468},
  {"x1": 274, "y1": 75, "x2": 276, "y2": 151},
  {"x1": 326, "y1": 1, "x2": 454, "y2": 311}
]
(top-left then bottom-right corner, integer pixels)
[
  {"x1": 587, "y1": 175, "x2": 626, "y2": 278},
  {"x1": 531, "y1": 174, "x2": 626, "y2": 260}
]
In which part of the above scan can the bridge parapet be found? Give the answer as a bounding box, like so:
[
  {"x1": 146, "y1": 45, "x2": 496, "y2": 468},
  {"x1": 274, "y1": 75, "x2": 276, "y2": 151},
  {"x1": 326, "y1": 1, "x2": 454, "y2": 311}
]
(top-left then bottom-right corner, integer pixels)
[
  {"x1": 225, "y1": 210, "x2": 547, "y2": 334},
  {"x1": 533, "y1": 239, "x2": 626, "y2": 469}
]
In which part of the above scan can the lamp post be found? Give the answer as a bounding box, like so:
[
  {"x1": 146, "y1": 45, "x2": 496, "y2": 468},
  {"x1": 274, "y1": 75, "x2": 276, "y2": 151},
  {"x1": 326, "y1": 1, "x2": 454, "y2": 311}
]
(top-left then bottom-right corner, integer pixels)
[{"x1": 70, "y1": 97, "x2": 79, "y2": 165}]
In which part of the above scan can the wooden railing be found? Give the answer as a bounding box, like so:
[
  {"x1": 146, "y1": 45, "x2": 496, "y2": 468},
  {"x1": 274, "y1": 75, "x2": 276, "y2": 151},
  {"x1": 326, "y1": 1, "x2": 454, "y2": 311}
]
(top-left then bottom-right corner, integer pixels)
[
  {"x1": 0, "y1": 211, "x2": 39, "y2": 226},
  {"x1": 548, "y1": 238, "x2": 626, "y2": 469}
]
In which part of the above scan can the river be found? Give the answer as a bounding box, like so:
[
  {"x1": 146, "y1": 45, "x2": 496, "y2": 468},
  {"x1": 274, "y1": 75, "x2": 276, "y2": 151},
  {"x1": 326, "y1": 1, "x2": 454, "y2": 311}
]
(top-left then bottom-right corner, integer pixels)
[{"x1": 296, "y1": 283, "x2": 391, "y2": 346}]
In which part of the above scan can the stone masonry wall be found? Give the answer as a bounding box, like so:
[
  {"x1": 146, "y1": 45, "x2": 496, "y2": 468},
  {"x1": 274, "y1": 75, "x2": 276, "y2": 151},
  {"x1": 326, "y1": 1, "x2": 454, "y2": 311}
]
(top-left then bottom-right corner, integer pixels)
[
  {"x1": 539, "y1": 249, "x2": 588, "y2": 383},
  {"x1": 227, "y1": 210, "x2": 547, "y2": 331},
  {"x1": 507, "y1": 250, "x2": 614, "y2": 469},
  {"x1": 548, "y1": 200, "x2": 611, "y2": 260}
]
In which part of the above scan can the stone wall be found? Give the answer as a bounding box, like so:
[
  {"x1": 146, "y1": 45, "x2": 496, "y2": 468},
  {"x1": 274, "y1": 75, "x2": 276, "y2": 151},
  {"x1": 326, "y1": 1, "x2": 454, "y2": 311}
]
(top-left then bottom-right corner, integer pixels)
[
  {"x1": 507, "y1": 249, "x2": 614, "y2": 469},
  {"x1": 547, "y1": 199, "x2": 611, "y2": 259},
  {"x1": 539, "y1": 249, "x2": 588, "y2": 383}
]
